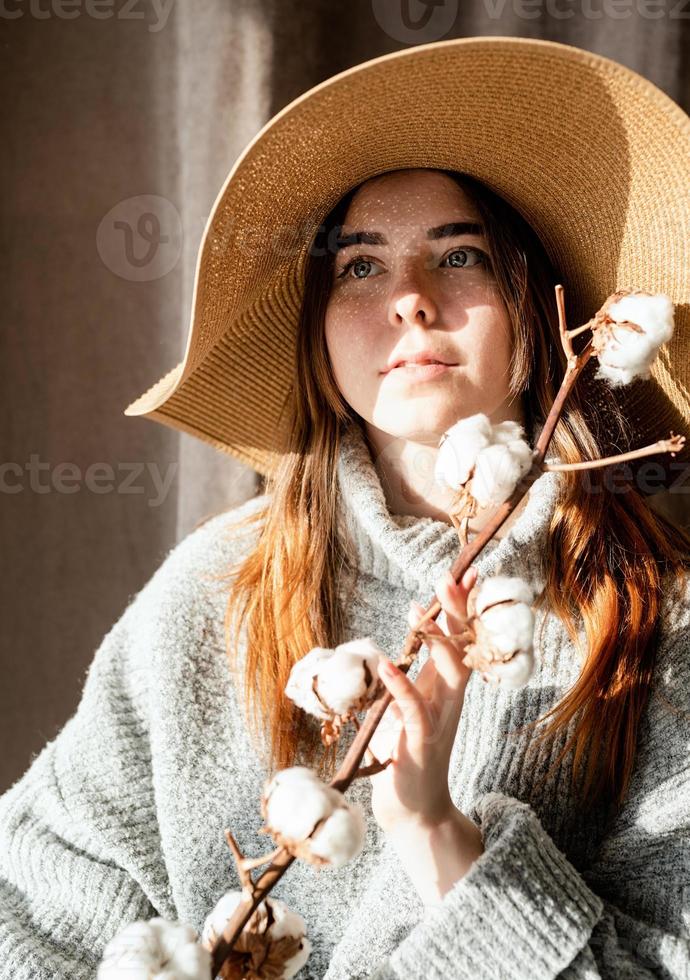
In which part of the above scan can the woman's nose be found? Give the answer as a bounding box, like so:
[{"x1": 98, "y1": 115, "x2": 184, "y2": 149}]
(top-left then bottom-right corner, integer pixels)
[{"x1": 389, "y1": 289, "x2": 438, "y2": 328}]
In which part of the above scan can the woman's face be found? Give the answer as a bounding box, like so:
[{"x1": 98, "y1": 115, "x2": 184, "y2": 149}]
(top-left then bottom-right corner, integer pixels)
[{"x1": 324, "y1": 168, "x2": 521, "y2": 448}]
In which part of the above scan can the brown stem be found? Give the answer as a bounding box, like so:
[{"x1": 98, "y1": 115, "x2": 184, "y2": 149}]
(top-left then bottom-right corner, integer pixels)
[
  {"x1": 223, "y1": 831, "x2": 254, "y2": 892},
  {"x1": 354, "y1": 758, "x2": 394, "y2": 778},
  {"x1": 239, "y1": 846, "x2": 285, "y2": 873},
  {"x1": 449, "y1": 511, "x2": 471, "y2": 548},
  {"x1": 556, "y1": 284, "x2": 576, "y2": 362},
  {"x1": 352, "y1": 714, "x2": 379, "y2": 768},
  {"x1": 544, "y1": 434, "x2": 685, "y2": 471},
  {"x1": 209, "y1": 849, "x2": 297, "y2": 974},
  {"x1": 208, "y1": 284, "x2": 599, "y2": 976}
]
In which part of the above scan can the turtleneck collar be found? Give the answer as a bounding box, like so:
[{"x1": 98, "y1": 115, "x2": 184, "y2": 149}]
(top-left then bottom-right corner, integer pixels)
[{"x1": 336, "y1": 421, "x2": 564, "y2": 600}]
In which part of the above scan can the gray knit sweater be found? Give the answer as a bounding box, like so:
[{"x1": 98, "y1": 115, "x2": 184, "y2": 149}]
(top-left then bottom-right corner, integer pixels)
[{"x1": 1, "y1": 422, "x2": 689, "y2": 980}]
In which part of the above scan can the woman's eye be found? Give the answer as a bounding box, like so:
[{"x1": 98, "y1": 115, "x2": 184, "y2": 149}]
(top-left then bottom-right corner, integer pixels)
[
  {"x1": 441, "y1": 247, "x2": 489, "y2": 269},
  {"x1": 336, "y1": 256, "x2": 382, "y2": 280},
  {"x1": 336, "y1": 246, "x2": 489, "y2": 281}
]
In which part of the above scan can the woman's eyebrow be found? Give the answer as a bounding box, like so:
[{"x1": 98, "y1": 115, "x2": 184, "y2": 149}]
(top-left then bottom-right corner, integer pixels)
[{"x1": 334, "y1": 221, "x2": 485, "y2": 252}]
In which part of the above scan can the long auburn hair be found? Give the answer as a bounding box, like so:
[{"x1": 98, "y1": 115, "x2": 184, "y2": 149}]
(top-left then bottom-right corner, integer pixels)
[{"x1": 218, "y1": 169, "x2": 690, "y2": 815}]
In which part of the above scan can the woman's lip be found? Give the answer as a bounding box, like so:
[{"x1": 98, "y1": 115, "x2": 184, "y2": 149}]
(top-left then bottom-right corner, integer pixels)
[{"x1": 383, "y1": 362, "x2": 459, "y2": 380}]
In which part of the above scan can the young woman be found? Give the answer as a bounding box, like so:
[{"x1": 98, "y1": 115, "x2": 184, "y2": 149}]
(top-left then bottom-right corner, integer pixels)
[{"x1": 1, "y1": 37, "x2": 689, "y2": 980}]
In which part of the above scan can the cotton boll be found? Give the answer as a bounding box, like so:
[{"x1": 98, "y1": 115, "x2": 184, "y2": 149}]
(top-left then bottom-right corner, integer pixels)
[
  {"x1": 482, "y1": 648, "x2": 535, "y2": 689},
  {"x1": 278, "y1": 932, "x2": 312, "y2": 979},
  {"x1": 164, "y1": 942, "x2": 214, "y2": 980},
  {"x1": 595, "y1": 357, "x2": 643, "y2": 387},
  {"x1": 469, "y1": 443, "x2": 531, "y2": 507},
  {"x1": 201, "y1": 890, "x2": 312, "y2": 980},
  {"x1": 201, "y1": 891, "x2": 244, "y2": 947},
  {"x1": 608, "y1": 293, "x2": 674, "y2": 346},
  {"x1": 335, "y1": 636, "x2": 385, "y2": 661},
  {"x1": 469, "y1": 444, "x2": 517, "y2": 507},
  {"x1": 98, "y1": 919, "x2": 161, "y2": 978},
  {"x1": 491, "y1": 419, "x2": 528, "y2": 446},
  {"x1": 265, "y1": 900, "x2": 309, "y2": 944},
  {"x1": 595, "y1": 293, "x2": 674, "y2": 386},
  {"x1": 479, "y1": 602, "x2": 535, "y2": 658},
  {"x1": 285, "y1": 638, "x2": 385, "y2": 723},
  {"x1": 152, "y1": 919, "x2": 208, "y2": 980},
  {"x1": 435, "y1": 414, "x2": 533, "y2": 503},
  {"x1": 308, "y1": 800, "x2": 367, "y2": 867},
  {"x1": 434, "y1": 413, "x2": 493, "y2": 490},
  {"x1": 464, "y1": 575, "x2": 537, "y2": 683},
  {"x1": 97, "y1": 942, "x2": 154, "y2": 979},
  {"x1": 316, "y1": 654, "x2": 369, "y2": 716},
  {"x1": 595, "y1": 324, "x2": 657, "y2": 386},
  {"x1": 97, "y1": 917, "x2": 210, "y2": 980},
  {"x1": 473, "y1": 575, "x2": 535, "y2": 616},
  {"x1": 316, "y1": 638, "x2": 383, "y2": 715},
  {"x1": 265, "y1": 900, "x2": 313, "y2": 978},
  {"x1": 502, "y1": 435, "x2": 533, "y2": 474},
  {"x1": 263, "y1": 767, "x2": 334, "y2": 842},
  {"x1": 284, "y1": 647, "x2": 334, "y2": 720},
  {"x1": 261, "y1": 767, "x2": 366, "y2": 868}
]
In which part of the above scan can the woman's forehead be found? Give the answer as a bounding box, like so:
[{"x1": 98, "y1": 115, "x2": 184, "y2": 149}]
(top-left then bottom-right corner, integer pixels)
[{"x1": 340, "y1": 170, "x2": 480, "y2": 229}]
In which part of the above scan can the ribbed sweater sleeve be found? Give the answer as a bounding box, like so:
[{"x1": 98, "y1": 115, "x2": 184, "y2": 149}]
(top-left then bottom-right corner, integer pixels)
[
  {"x1": 366, "y1": 603, "x2": 690, "y2": 980},
  {"x1": 0, "y1": 600, "x2": 163, "y2": 980},
  {"x1": 0, "y1": 500, "x2": 264, "y2": 980}
]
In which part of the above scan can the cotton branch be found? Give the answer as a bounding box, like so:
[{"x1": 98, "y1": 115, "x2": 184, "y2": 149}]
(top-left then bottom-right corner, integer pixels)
[
  {"x1": 206, "y1": 282, "x2": 682, "y2": 977},
  {"x1": 545, "y1": 434, "x2": 685, "y2": 472}
]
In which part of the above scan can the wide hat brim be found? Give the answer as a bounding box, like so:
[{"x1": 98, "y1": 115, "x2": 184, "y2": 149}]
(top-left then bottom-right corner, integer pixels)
[{"x1": 124, "y1": 35, "x2": 690, "y2": 483}]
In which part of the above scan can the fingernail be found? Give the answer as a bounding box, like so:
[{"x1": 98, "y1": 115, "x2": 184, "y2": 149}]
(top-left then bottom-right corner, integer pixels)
[{"x1": 380, "y1": 658, "x2": 397, "y2": 676}]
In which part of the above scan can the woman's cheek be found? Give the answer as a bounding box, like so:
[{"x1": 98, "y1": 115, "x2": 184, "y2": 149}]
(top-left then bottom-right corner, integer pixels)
[{"x1": 325, "y1": 322, "x2": 376, "y2": 413}]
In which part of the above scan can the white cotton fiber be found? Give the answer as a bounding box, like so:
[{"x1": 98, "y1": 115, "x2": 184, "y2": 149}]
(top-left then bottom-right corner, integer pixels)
[
  {"x1": 595, "y1": 293, "x2": 674, "y2": 387},
  {"x1": 482, "y1": 648, "x2": 535, "y2": 689},
  {"x1": 435, "y1": 413, "x2": 533, "y2": 507}
]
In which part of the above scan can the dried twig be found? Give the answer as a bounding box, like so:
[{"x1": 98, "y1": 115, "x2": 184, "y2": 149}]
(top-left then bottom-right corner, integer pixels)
[
  {"x1": 207, "y1": 283, "x2": 679, "y2": 977},
  {"x1": 545, "y1": 434, "x2": 685, "y2": 471}
]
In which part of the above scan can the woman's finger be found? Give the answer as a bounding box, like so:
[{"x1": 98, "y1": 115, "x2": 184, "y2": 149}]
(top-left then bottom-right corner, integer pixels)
[
  {"x1": 368, "y1": 697, "x2": 402, "y2": 760},
  {"x1": 421, "y1": 567, "x2": 477, "y2": 690},
  {"x1": 424, "y1": 623, "x2": 472, "y2": 693},
  {"x1": 435, "y1": 566, "x2": 477, "y2": 636},
  {"x1": 407, "y1": 599, "x2": 440, "y2": 701},
  {"x1": 377, "y1": 658, "x2": 432, "y2": 742}
]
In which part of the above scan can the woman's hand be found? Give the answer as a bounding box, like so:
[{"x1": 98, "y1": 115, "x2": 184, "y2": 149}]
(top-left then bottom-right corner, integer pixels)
[
  {"x1": 368, "y1": 565, "x2": 478, "y2": 833},
  {"x1": 366, "y1": 565, "x2": 485, "y2": 903}
]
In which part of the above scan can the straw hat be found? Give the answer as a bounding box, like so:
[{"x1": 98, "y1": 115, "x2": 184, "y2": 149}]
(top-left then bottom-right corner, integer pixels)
[{"x1": 124, "y1": 36, "x2": 690, "y2": 484}]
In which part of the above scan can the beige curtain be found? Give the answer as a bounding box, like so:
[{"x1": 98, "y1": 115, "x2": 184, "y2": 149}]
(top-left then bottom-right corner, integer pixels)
[{"x1": 2, "y1": 0, "x2": 688, "y2": 792}]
